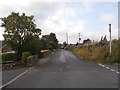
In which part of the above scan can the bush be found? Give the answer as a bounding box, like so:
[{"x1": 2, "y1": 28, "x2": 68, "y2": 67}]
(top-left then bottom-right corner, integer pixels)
[
  {"x1": 1, "y1": 53, "x2": 17, "y2": 63},
  {"x1": 22, "y1": 52, "x2": 31, "y2": 64}
]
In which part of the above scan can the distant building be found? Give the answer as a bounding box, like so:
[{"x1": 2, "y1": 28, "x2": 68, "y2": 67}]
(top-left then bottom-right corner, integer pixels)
[{"x1": 0, "y1": 41, "x2": 11, "y2": 53}]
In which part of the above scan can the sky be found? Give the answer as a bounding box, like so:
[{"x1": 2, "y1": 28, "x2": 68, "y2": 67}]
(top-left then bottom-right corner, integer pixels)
[{"x1": 0, "y1": 0, "x2": 119, "y2": 44}]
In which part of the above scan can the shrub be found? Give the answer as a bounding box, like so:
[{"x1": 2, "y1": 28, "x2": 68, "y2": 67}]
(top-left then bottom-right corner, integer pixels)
[
  {"x1": 22, "y1": 52, "x2": 31, "y2": 64},
  {"x1": 1, "y1": 53, "x2": 17, "y2": 63}
]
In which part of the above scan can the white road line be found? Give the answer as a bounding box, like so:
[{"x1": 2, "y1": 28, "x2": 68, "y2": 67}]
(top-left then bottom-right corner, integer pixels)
[
  {"x1": 0, "y1": 67, "x2": 33, "y2": 88},
  {"x1": 116, "y1": 71, "x2": 120, "y2": 74},
  {"x1": 105, "y1": 67, "x2": 110, "y2": 69},
  {"x1": 98, "y1": 63, "x2": 120, "y2": 74},
  {"x1": 101, "y1": 65, "x2": 105, "y2": 67},
  {"x1": 110, "y1": 69, "x2": 115, "y2": 72},
  {"x1": 98, "y1": 63, "x2": 102, "y2": 66}
]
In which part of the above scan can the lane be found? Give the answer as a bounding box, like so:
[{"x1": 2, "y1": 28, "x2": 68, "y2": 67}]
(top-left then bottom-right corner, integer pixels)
[
  {"x1": 2, "y1": 67, "x2": 30, "y2": 85},
  {"x1": 5, "y1": 49, "x2": 118, "y2": 88}
]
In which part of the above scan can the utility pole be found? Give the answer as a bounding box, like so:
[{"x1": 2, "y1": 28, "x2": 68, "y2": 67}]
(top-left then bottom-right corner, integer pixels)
[
  {"x1": 78, "y1": 33, "x2": 81, "y2": 44},
  {"x1": 66, "y1": 33, "x2": 68, "y2": 44},
  {"x1": 109, "y1": 24, "x2": 112, "y2": 56}
]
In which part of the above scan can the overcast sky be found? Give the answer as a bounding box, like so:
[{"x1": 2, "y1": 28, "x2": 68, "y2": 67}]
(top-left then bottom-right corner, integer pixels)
[{"x1": 0, "y1": 0, "x2": 118, "y2": 44}]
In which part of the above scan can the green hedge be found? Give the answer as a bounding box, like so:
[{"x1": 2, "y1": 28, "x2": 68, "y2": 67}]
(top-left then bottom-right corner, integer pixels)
[
  {"x1": 1, "y1": 53, "x2": 17, "y2": 63},
  {"x1": 22, "y1": 52, "x2": 31, "y2": 64}
]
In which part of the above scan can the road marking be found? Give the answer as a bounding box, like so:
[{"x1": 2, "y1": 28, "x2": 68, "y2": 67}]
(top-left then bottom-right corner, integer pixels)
[
  {"x1": 98, "y1": 63, "x2": 120, "y2": 75},
  {"x1": 0, "y1": 67, "x2": 33, "y2": 88},
  {"x1": 98, "y1": 63, "x2": 102, "y2": 66},
  {"x1": 105, "y1": 67, "x2": 110, "y2": 69},
  {"x1": 101, "y1": 65, "x2": 105, "y2": 67},
  {"x1": 116, "y1": 71, "x2": 120, "y2": 74},
  {"x1": 110, "y1": 69, "x2": 115, "y2": 72}
]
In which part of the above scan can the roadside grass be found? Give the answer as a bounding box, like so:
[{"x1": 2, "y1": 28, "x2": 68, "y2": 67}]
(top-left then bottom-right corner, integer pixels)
[{"x1": 66, "y1": 39, "x2": 119, "y2": 64}]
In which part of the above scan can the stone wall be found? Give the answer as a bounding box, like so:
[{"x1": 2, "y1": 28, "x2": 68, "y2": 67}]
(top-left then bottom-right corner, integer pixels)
[{"x1": 27, "y1": 55, "x2": 38, "y2": 66}]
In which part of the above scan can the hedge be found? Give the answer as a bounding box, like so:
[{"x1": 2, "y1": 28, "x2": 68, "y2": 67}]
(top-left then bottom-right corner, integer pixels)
[
  {"x1": 22, "y1": 52, "x2": 32, "y2": 64},
  {"x1": 1, "y1": 53, "x2": 17, "y2": 63}
]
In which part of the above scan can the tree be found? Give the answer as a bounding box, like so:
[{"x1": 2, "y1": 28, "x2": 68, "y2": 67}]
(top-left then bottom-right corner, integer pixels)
[
  {"x1": 103, "y1": 35, "x2": 107, "y2": 41},
  {"x1": 49, "y1": 33, "x2": 58, "y2": 49},
  {"x1": 1, "y1": 12, "x2": 41, "y2": 60},
  {"x1": 22, "y1": 35, "x2": 41, "y2": 54},
  {"x1": 41, "y1": 33, "x2": 58, "y2": 50},
  {"x1": 99, "y1": 35, "x2": 108, "y2": 46},
  {"x1": 76, "y1": 42, "x2": 79, "y2": 46},
  {"x1": 41, "y1": 35, "x2": 50, "y2": 50},
  {"x1": 63, "y1": 41, "x2": 67, "y2": 48},
  {"x1": 83, "y1": 39, "x2": 91, "y2": 44}
]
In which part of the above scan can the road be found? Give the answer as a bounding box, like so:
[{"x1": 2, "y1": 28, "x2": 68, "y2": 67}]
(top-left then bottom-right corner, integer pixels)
[
  {"x1": 2, "y1": 67, "x2": 30, "y2": 85},
  {"x1": 4, "y1": 49, "x2": 118, "y2": 88}
]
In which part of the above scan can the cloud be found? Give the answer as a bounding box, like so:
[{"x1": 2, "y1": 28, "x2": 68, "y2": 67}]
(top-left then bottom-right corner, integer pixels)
[
  {"x1": 100, "y1": 13, "x2": 115, "y2": 22},
  {"x1": 81, "y1": 2, "x2": 93, "y2": 14},
  {"x1": 0, "y1": 2, "x2": 61, "y2": 20},
  {"x1": 81, "y1": 25, "x2": 118, "y2": 42},
  {"x1": 0, "y1": 1, "x2": 118, "y2": 44},
  {"x1": 0, "y1": 2, "x2": 62, "y2": 40},
  {"x1": 39, "y1": 6, "x2": 85, "y2": 43}
]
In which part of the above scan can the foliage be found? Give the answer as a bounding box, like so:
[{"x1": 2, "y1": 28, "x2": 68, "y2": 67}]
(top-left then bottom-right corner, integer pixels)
[
  {"x1": 1, "y1": 53, "x2": 17, "y2": 62},
  {"x1": 66, "y1": 39, "x2": 119, "y2": 64},
  {"x1": 63, "y1": 41, "x2": 67, "y2": 48},
  {"x1": 22, "y1": 36, "x2": 41, "y2": 54},
  {"x1": 1, "y1": 12, "x2": 41, "y2": 60},
  {"x1": 41, "y1": 33, "x2": 58, "y2": 50},
  {"x1": 22, "y1": 52, "x2": 31, "y2": 64},
  {"x1": 83, "y1": 39, "x2": 91, "y2": 44},
  {"x1": 76, "y1": 49, "x2": 87, "y2": 58},
  {"x1": 65, "y1": 45, "x2": 75, "y2": 52}
]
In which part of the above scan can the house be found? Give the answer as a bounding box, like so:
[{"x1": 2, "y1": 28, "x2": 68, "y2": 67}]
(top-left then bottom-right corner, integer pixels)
[{"x1": 0, "y1": 41, "x2": 11, "y2": 53}]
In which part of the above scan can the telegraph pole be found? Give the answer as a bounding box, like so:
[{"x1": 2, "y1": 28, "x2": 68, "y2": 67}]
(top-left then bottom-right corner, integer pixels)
[
  {"x1": 109, "y1": 24, "x2": 112, "y2": 56},
  {"x1": 66, "y1": 33, "x2": 68, "y2": 44},
  {"x1": 78, "y1": 33, "x2": 81, "y2": 44}
]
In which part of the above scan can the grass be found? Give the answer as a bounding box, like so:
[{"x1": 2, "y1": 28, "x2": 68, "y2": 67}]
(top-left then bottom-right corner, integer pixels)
[{"x1": 66, "y1": 39, "x2": 119, "y2": 64}]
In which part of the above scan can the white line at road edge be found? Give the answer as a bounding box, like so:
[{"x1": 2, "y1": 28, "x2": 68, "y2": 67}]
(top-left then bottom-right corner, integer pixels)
[
  {"x1": 0, "y1": 67, "x2": 33, "y2": 88},
  {"x1": 105, "y1": 67, "x2": 110, "y2": 69},
  {"x1": 98, "y1": 63, "x2": 120, "y2": 74}
]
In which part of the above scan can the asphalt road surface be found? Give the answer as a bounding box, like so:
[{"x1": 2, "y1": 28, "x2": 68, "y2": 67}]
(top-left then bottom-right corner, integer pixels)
[
  {"x1": 5, "y1": 49, "x2": 118, "y2": 88},
  {"x1": 2, "y1": 67, "x2": 30, "y2": 85}
]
